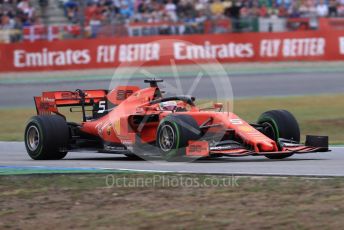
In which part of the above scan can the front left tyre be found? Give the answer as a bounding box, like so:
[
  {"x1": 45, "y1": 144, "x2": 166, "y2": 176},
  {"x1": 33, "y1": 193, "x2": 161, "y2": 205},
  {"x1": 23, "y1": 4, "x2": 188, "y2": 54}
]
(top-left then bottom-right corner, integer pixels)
[
  {"x1": 156, "y1": 115, "x2": 201, "y2": 161},
  {"x1": 24, "y1": 115, "x2": 69, "y2": 160}
]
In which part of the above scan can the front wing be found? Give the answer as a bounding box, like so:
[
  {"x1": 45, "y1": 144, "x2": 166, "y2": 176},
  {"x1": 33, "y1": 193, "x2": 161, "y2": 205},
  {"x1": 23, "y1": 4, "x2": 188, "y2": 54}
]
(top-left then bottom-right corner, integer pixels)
[{"x1": 186, "y1": 141, "x2": 330, "y2": 157}]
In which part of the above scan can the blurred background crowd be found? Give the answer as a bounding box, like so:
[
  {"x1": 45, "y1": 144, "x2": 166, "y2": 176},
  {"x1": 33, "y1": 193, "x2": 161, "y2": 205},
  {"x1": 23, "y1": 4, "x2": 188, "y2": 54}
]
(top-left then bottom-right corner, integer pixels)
[
  {"x1": 64, "y1": 0, "x2": 344, "y2": 23},
  {"x1": 1, "y1": 0, "x2": 344, "y2": 42}
]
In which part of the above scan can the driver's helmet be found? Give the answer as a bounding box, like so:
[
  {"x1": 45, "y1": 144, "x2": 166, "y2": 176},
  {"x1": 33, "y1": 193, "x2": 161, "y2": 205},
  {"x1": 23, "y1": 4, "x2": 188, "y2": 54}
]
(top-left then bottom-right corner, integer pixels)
[{"x1": 159, "y1": 101, "x2": 177, "y2": 111}]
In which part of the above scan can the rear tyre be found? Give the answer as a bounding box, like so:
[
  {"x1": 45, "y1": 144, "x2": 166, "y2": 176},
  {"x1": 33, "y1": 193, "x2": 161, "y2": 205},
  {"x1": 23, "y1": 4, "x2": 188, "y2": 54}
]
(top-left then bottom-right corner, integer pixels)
[
  {"x1": 24, "y1": 115, "x2": 69, "y2": 160},
  {"x1": 156, "y1": 115, "x2": 201, "y2": 161},
  {"x1": 257, "y1": 110, "x2": 300, "y2": 159}
]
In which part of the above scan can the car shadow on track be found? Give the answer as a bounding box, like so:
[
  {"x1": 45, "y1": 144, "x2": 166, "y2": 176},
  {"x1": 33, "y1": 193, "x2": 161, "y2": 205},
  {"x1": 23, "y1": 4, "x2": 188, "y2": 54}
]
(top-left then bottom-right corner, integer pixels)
[
  {"x1": 194, "y1": 157, "x2": 325, "y2": 163},
  {"x1": 65, "y1": 156, "x2": 145, "y2": 161},
  {"x1": 64, "y1": 155, "x2": 325, "y2": 163}
]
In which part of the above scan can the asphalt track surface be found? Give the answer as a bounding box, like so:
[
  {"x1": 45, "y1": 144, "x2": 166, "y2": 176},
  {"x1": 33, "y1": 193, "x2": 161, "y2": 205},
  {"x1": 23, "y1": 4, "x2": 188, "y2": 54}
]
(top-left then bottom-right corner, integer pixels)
[
  {"x1": 1, "y1": 142, "x2": 343, "y2": 177},
  {"x1": 1, "y1": 71, "x2": 344, "y2": 107}
]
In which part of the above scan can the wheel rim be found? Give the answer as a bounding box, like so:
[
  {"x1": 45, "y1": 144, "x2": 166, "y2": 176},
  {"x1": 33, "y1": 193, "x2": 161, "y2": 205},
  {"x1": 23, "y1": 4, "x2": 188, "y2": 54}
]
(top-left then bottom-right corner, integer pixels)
[
  {"x1": 262, "y1": 122, "x2": 276, "y2": 140},
  {"x1": 26, "y1": 125, "x2": 40, "y2": 151},
  {"x1": 159, "y1": 124, "x2": 175, "y2": 152}
]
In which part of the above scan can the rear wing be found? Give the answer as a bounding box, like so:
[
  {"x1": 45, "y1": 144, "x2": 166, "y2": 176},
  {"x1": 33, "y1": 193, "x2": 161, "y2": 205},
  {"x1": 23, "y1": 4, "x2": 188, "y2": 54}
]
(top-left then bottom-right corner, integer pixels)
[
  {"x1": 34, "y1": 86, "x2": 141, "y2": 119},
  {"x1": 34, "y1": 90, "x2": 107, "y2": 116}
]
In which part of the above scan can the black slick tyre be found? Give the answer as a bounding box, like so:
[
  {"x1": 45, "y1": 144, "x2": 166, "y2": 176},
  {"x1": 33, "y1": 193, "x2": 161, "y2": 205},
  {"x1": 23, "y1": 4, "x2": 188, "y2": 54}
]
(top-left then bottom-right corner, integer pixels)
[
  {"x1": 24, "y1": 115, "x2": 69, "y2": 160},
  {"x1": 257, "y1": 110, "x2": 300, "y2": 159},
  {"x1": 156, "y1": 115, "x2": 201, "y2": 161}
]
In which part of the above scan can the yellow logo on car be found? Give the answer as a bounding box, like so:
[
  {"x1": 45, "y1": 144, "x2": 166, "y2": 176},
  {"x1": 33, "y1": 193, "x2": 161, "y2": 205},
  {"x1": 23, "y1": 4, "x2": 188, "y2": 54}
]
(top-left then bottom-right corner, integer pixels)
[
  {"x1": 113, "y1": 119, "x2": 121, "y2": 134},
  {"x1": 239, "y1": 126, "x2": 254, "y2": 132},
  {"x1": 106, "y1": 125, "x2": 112, "y2": 136}
]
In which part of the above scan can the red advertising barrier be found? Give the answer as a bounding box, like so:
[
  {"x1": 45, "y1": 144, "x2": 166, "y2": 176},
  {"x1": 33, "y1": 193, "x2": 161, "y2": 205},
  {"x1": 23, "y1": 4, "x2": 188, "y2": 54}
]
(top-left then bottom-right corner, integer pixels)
[{"x1": 0, "y1": 30, "x2": 344, "y2": 72}]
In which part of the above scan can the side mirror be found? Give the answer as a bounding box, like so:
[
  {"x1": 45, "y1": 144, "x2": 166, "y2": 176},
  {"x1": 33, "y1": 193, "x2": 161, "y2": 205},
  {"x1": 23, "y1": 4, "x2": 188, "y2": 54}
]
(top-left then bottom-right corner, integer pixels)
[{"x1": 213, "y1": 103, "x2": 223, "y2": 110}]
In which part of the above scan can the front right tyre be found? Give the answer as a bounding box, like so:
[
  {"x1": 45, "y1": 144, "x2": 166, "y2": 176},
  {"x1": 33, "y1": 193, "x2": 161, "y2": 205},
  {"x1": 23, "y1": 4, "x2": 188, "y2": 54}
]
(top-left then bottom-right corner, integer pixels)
[
  {"x1": 257, "y1": 110, "x2": 300, "y2": 159},
  {"x1": 24, "y1": 115, "x2": 69, "y2": 160}
]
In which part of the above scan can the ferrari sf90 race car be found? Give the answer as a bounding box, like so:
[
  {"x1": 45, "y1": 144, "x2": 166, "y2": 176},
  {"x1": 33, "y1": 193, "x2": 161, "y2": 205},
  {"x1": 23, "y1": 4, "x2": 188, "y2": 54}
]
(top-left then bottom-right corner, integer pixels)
[{"x1": 24, "y1": 79, "x2": 329, "y2": 161}]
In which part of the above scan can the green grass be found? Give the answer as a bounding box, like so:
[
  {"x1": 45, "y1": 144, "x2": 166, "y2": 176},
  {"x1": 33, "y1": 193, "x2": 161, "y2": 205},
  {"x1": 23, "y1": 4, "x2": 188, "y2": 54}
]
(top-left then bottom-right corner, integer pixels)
[
  {"x1": 202, "y1": 94, "x2": 344, "y2": 144},
  {"x1": 1, "y1": 94, "x2": 343, "y2": 143},
  {"x1": 0, "y1": 173, "x2": 344, "y2": 229},
  {"x1": 0, "y1": 107, "x2": 85, "y2": 141}
]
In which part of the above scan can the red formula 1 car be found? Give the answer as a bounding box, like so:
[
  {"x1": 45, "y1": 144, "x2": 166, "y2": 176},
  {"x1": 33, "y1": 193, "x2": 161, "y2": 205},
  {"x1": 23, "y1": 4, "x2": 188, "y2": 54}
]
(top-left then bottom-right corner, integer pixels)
[{"x1": 24, "y1": 79, "x2": 329, "y2": 161}]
